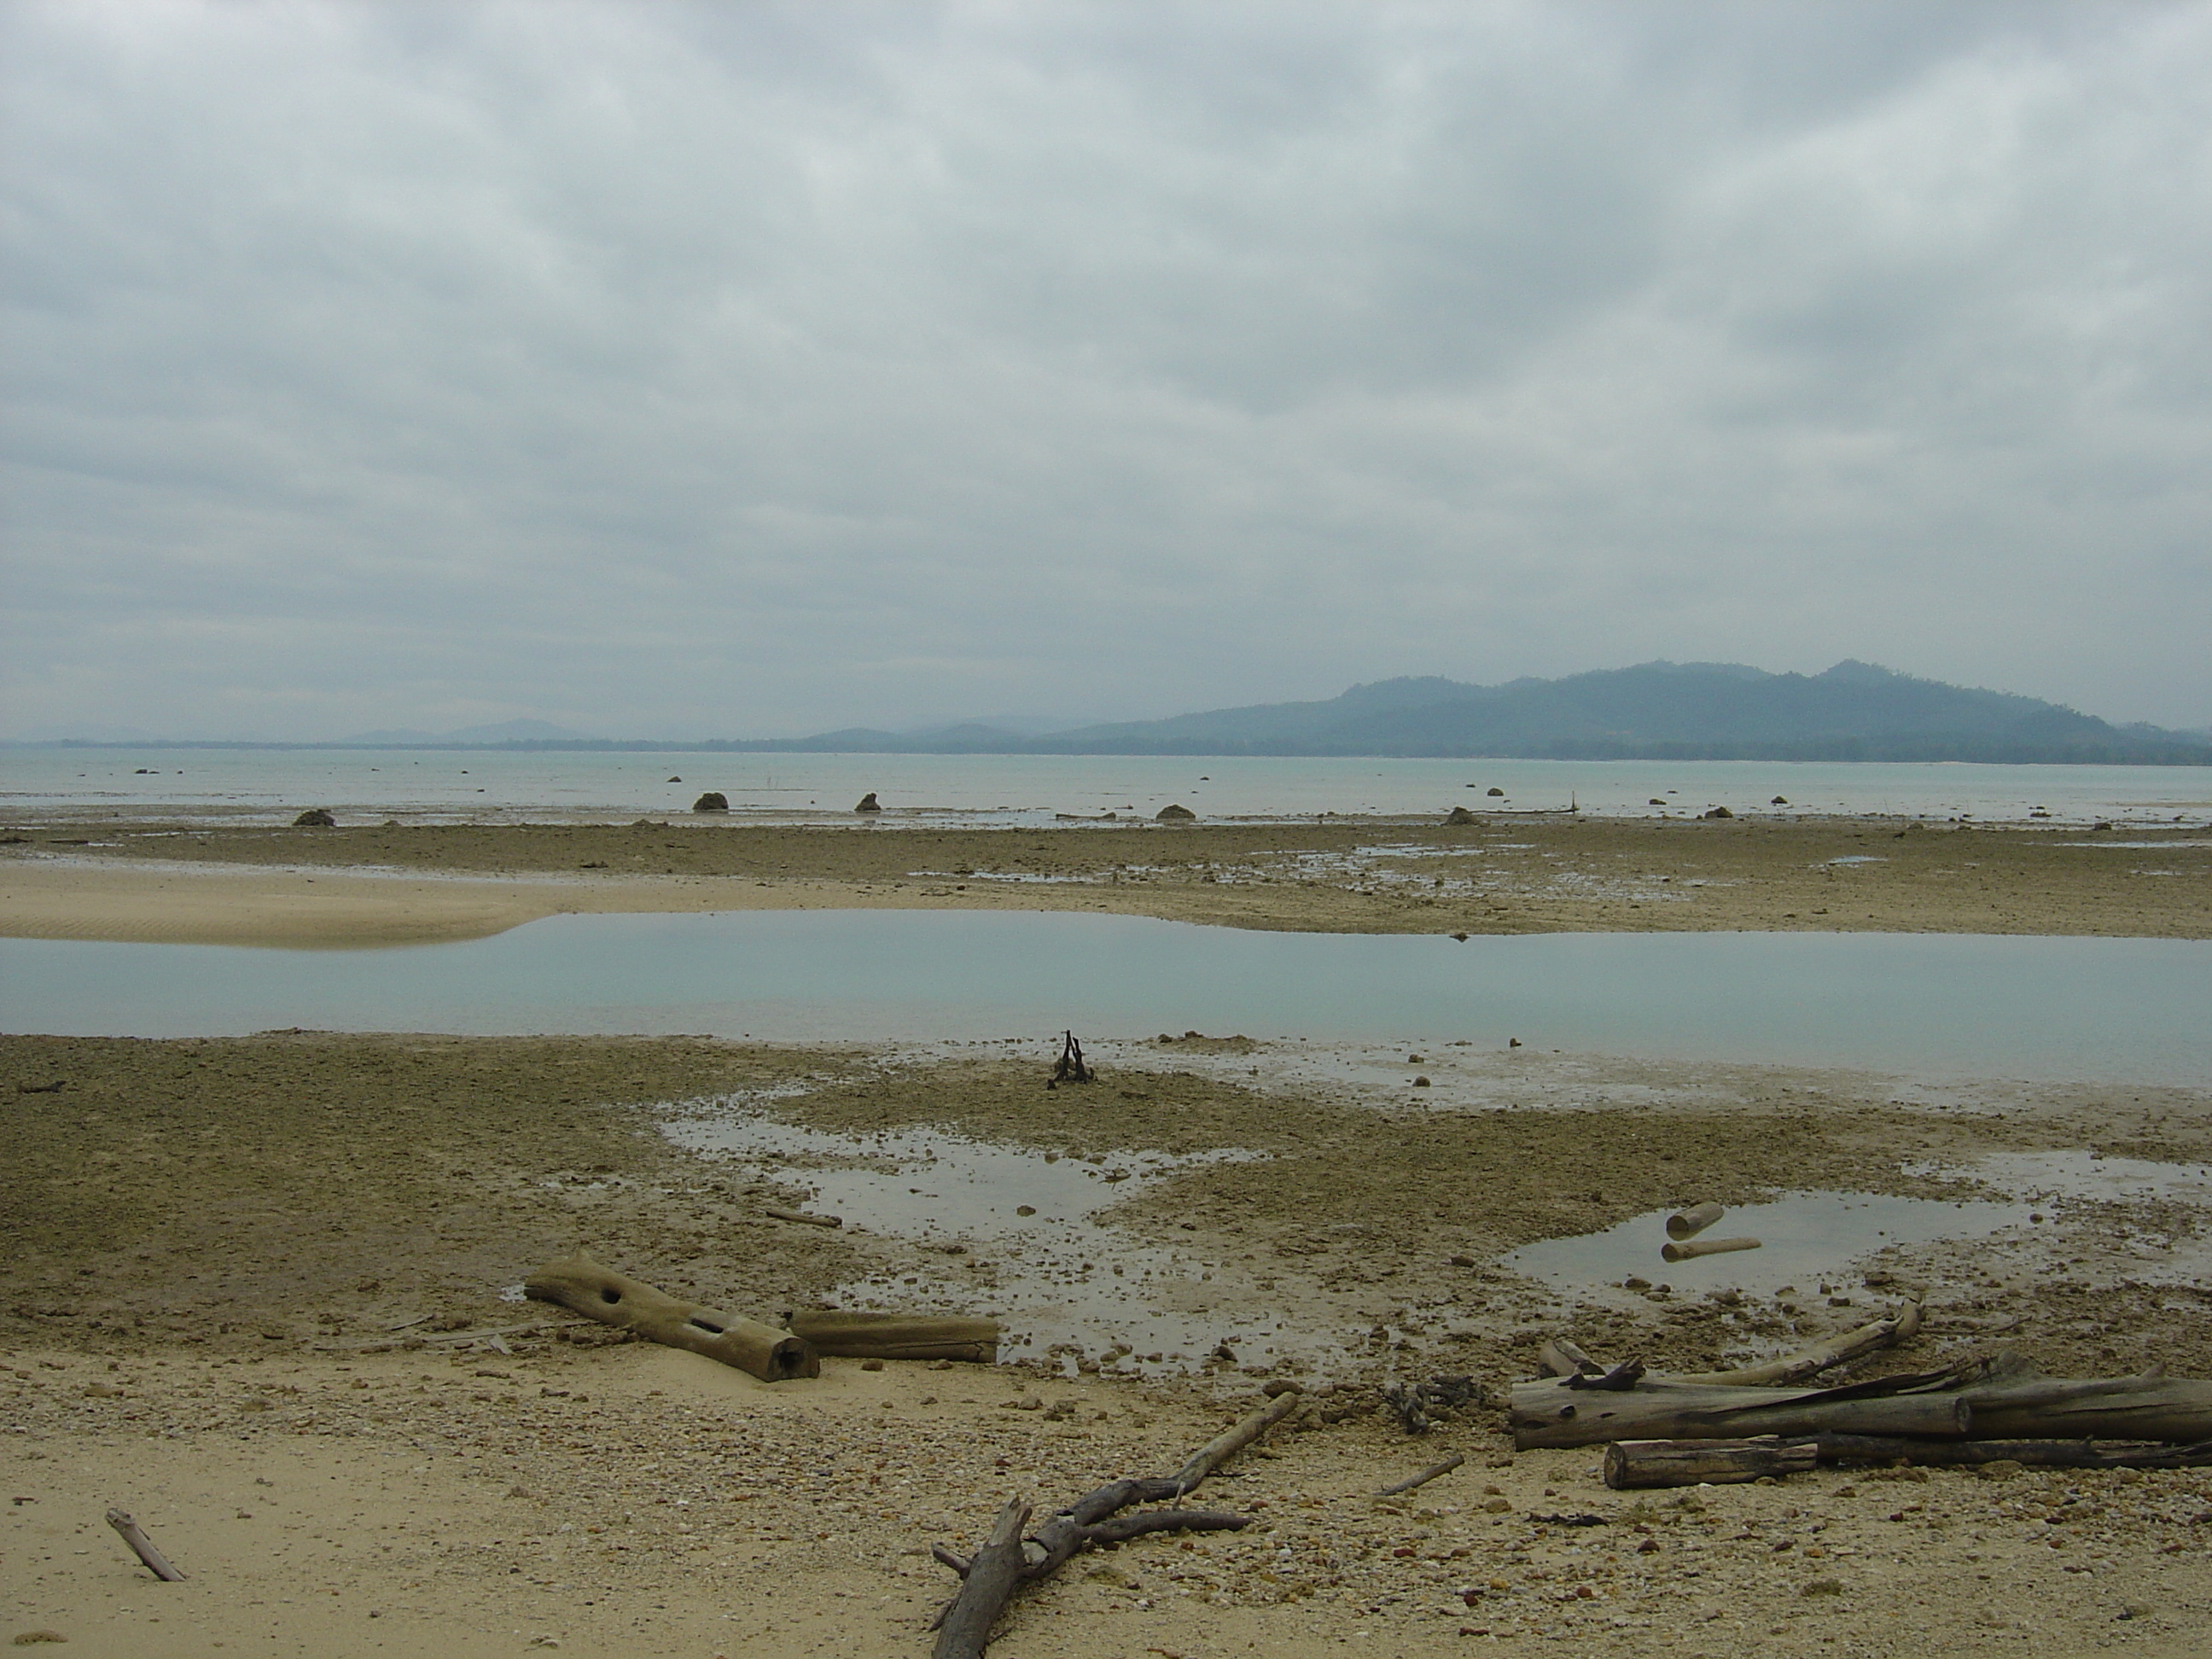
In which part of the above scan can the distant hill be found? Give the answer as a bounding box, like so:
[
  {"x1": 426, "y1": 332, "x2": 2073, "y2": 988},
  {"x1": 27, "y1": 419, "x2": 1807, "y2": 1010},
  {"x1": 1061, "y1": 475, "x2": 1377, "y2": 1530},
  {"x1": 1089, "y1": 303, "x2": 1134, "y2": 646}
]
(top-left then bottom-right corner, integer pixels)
[
  {"x1": 717, "y1": 661, "x2": 2212, "y2": 764},
  {"x1": 21, "y1": 664, "x2": 2207, "y2": 762}
]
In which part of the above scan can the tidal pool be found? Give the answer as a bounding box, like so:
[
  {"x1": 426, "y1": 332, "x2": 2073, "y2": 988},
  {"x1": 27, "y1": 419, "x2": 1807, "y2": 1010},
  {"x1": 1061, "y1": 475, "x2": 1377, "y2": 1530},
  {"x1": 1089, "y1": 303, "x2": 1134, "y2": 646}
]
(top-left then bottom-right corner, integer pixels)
[{"x1": 3, "y1": 911, "x2": 2206, "y2": 1084}]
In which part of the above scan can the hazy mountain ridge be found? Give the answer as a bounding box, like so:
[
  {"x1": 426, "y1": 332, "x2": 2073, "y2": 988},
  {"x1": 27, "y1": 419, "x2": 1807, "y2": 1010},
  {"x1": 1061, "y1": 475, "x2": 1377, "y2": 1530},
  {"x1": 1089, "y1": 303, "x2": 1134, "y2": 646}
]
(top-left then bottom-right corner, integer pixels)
[
  {"x1": 20, "y1": 663, "x2": 2209, "y2": 762},
  {"x1": 736, "y1": 661, "x2": 2210, "y2": 763}
]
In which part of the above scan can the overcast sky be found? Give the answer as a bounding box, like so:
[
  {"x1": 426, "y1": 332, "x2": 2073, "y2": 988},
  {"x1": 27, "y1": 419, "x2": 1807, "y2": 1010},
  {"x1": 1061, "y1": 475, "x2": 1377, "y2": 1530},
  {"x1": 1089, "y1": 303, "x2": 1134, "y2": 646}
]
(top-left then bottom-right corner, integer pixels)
[{"x1": 3, "y1": 0, "x2": 2208, "y2": 740}]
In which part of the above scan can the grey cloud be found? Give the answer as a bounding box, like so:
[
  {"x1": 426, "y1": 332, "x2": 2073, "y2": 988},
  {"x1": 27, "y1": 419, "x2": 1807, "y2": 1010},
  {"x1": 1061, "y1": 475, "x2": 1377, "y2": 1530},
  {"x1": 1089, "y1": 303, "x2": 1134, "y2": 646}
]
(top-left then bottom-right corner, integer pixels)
[{"x1": 2, "y1": 0, "x2": 2208, "y2": 739}]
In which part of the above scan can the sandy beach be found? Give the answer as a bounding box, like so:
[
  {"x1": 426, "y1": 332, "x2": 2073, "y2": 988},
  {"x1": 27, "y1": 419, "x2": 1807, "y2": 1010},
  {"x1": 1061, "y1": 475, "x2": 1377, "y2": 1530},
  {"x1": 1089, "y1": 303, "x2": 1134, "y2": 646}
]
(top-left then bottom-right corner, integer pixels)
[
  {"x1": 5, "y1": 820, "x2": 2211, "y2": 1656},
  {"x1": 7, "y1": 1027, "x2": 2212, "y2": 1656}
]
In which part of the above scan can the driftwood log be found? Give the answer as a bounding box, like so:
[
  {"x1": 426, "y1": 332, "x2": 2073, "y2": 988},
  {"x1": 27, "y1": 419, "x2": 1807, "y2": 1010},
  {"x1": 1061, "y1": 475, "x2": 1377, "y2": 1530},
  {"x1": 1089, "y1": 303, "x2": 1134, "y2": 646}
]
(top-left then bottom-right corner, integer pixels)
[
  {"x1": 1525, "y1": 1348, "x2": 2212, "y2": 1453},
  {"x1": 789, "y1": 1311, "x2": 1000, "y2": 1363},
  {"x1": 1604, "y1": 1436, "x2": 1818, "y2": 1488},
  {"x1": 928, "y1": 1390, "x2": 1302, "y2": 1658},
  {"x1": 1378, "y1": 1453, "x2": 1465, "y2": 1497},
  {"x1": 1535, "y1": 1304, "x2": 1923, "y2": 1390},
  {"x1": 106, "y1": 1509, "x2": 186, "y2": 1580},
  {"x1": 523, "y1": 1253, "x2": 818, "y2": 1382},
  {"x1": 1662, "y1": 1236, "x2": 1761, "y2": 1262},
  {"x1": 1606, "y1": 1431, "x2": 2212, "y2": 1487},
  {"x1": 1674, "y1": 1302, "x2": 1925, "y2": 1387},
  {"x1": 1511, "y1": 1371, "x2": 1971, "y2": 1449},
  {"x1": 1666, "y1": 1202, "x2": 1725, "y2": 1240}
]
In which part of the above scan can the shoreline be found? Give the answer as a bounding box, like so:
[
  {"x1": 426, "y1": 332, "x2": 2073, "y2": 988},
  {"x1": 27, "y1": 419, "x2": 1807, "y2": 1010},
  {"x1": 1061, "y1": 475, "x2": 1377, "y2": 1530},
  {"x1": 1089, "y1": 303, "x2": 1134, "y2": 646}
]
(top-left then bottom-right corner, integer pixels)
[
  {"x1": 3, "y1": 815, "x2": 2207, "y2": 946},
  {"x1": 6, "y1": 1030, "x2": 2212, "y2": 1656}
]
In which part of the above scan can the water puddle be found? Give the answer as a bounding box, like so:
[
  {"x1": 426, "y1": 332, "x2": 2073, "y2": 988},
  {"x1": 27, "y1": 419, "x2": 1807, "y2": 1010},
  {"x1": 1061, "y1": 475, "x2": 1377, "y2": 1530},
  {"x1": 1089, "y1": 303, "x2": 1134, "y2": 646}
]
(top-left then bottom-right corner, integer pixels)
[
  {"x1": 1505, "y1": 1152, "x2": 2212, "y2": 1301},
  {"x1": 1503, "y1": 1190, "x2": 2031, "y2": 1299},
  {"x1": 666, "y1": 1109, "x2": 1290, "y2": 1377}
]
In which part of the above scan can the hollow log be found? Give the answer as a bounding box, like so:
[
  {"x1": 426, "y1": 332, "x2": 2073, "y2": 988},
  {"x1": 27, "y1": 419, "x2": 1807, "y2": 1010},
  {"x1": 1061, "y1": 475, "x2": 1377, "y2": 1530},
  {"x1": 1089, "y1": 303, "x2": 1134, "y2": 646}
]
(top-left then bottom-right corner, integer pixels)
[
  {"x1": 1672, "y1": 1302, "x2": 1924, "y2": 1387},
  {"x1": 1662, "y1": 1236, "x2": 1761, "y2": 1262},
  {"x1": 1604, "y1": 1436, "x2": 1818, "y2": 1489},
  {"x1": 523, "y1": 1252, "x2": 818, "y2": 1382},
  {"x1": 789, "y1": 1311, "x2": 999, "y2": 1363},
  {"x1": 1511, "y1": 1374, "x2": 1970, "y2": 1450}
]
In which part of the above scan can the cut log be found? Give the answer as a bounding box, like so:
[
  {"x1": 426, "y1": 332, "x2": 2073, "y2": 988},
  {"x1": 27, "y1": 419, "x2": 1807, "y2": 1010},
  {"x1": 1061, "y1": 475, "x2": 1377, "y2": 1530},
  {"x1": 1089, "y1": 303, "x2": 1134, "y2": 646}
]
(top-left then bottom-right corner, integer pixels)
[
  {"x1": 523, "y1": 1252, "x2": 818, "y2": 1382},
  {"x1": 1666, "y1": 1202, "x2": 1725, "y2": 1241},
  {"x1": 1511, "y1": 1373, "x2": 1970, "y2": 1450},
  {"x1": 1604, "y1": 1436, "x2": 1818, "y2": 1489},
  {"x1": 789, "y1": 1311, "x2": 999, "y2": 1363},
  {"x1": 106, "y1": 1509, "x2": 185, "y2": 1580},
  {"x1": 1672, "y1": 1302, "x2": 1924, "y2": 1387},
  {"x1": 762, "y1": 1206, "x2": 841, "y2": 1228},
  {"x1": 1661, "y1": 1236, "x2": 1761, "y2": 1262}
]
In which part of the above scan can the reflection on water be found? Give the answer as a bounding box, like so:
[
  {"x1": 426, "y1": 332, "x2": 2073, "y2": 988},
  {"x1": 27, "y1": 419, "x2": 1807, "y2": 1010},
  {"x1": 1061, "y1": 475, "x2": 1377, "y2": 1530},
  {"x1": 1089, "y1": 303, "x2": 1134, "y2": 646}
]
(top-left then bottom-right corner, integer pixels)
[{"x1": 3, "y1": 911, "x2": 2206, "y2": 1085}]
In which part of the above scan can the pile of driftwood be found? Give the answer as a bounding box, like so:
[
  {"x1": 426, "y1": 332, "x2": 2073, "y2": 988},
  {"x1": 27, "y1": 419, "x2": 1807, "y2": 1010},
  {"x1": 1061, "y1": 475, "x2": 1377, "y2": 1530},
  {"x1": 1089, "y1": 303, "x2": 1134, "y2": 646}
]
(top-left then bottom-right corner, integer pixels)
[{"x1": 1513, "y1": 1303, "x2": 2212, "y2": 1487}]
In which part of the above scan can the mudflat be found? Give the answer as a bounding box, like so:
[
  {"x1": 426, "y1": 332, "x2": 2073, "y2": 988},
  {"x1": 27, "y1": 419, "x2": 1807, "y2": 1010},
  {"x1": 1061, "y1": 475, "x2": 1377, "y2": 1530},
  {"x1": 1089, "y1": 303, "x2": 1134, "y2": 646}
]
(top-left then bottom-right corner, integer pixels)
[
  {"x1": 3, "y1": 814, "x2": 2208, "y2": 946},
  {"x1": 6, "y1": 1030, "x2": 2212, "y2": 1656}
]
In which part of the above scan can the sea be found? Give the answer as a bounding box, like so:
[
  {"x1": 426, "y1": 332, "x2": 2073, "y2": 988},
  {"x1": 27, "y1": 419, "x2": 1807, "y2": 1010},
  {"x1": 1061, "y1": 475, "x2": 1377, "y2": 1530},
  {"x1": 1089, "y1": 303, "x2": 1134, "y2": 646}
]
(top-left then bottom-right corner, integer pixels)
[{"x1": 4, "y1": 747, "x2": 2208, "y2": 828}]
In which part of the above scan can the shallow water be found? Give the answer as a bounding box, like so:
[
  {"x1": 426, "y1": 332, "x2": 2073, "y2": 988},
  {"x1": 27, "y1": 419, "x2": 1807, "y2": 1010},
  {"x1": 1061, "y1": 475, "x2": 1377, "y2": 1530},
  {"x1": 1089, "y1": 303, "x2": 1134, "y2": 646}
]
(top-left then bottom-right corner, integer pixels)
[
  {"x1": 3, "y1": 911, "x2": 2206, "y2": 1085},
  {"x1": 7, "y1": 746, "x2": 2207, "y2": 827}
]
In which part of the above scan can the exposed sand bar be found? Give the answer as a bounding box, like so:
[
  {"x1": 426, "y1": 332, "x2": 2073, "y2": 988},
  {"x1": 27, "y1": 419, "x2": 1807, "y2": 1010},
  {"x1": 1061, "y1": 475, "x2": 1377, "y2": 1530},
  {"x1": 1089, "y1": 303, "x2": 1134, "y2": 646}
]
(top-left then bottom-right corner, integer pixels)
[{"x1": 3, "y1": 814, "x2": 2207, "y2": 946}]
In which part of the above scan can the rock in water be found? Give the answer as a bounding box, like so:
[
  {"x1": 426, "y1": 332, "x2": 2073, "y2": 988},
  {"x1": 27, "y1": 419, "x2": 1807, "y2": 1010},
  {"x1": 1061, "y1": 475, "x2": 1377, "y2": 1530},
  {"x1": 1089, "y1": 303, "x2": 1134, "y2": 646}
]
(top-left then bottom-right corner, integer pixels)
[
  {"x1": 1702, "y1": 806, "x2": 1734, "y2": 819},
  {"x1": 290, "y1": 808, "x2": 336, "y2": 827},
  {"x1": 691, "y1": 792, "x2": 730, "y2": 812},
  {"x1": 1445, "y1": 806, "x2": 1477, "y2": 824},
  {"x1": 1155, "y1": 803, "x2": 1197, "y2": 821},
  {"x1": 853, "y1": 792, "x2": 882, "y2": 812},
  {"x1": 1486, "y1": 787, "x2": 1505, "y2": 797}
]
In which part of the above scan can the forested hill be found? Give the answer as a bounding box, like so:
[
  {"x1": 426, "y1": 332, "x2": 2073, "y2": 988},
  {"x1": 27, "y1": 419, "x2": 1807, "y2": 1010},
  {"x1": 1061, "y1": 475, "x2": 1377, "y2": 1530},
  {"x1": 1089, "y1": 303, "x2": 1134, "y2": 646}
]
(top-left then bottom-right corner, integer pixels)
[{"x1": 747, "y1": 661, "x2": 2210, "y2": 762}]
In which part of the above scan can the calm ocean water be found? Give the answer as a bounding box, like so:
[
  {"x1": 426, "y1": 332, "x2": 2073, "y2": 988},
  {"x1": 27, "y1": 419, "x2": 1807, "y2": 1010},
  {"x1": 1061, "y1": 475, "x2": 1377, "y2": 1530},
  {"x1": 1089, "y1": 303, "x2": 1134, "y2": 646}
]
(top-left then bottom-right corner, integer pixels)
[{"x1": 4, "y1": 747, "x2": 2208, "y2": 827}]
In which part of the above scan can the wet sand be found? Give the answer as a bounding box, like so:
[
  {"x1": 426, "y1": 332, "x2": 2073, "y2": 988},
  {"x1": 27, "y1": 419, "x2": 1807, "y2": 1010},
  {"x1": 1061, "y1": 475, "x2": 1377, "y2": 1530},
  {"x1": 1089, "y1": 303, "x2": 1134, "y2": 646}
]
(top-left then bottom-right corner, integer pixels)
[
  {"x1": 7, "y1": 1031, "x2": 2212, "y2": 1656},
  {"x1": 3, "y1": 814, "x2": 2209, "y2": 945}
]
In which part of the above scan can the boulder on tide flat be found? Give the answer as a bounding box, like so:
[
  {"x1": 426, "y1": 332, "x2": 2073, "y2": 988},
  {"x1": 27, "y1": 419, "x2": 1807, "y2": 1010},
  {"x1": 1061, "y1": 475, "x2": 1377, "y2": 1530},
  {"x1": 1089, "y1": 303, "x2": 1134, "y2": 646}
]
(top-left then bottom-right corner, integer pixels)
[
  {"x1": 1155, "y1": 803, "x2": 1197, "y2": 821},
  {"x1": 691, "y1": 792, "x2": 730, "y2": 812},
  {"x1": 290, "y1": 808, "x2": 336, "y2": 828},
  {"x1": 854, "y1": 792, "x2": 882, "y2": 812}
]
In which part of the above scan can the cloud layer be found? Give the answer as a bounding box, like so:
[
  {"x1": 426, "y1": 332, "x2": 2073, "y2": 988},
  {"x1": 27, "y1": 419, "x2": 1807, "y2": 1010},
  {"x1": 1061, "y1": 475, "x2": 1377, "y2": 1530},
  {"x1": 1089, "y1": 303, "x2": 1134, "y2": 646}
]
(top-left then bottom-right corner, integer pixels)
[{"x1": 4, "y1": 0, "x2": 2208, "y2": 738}]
